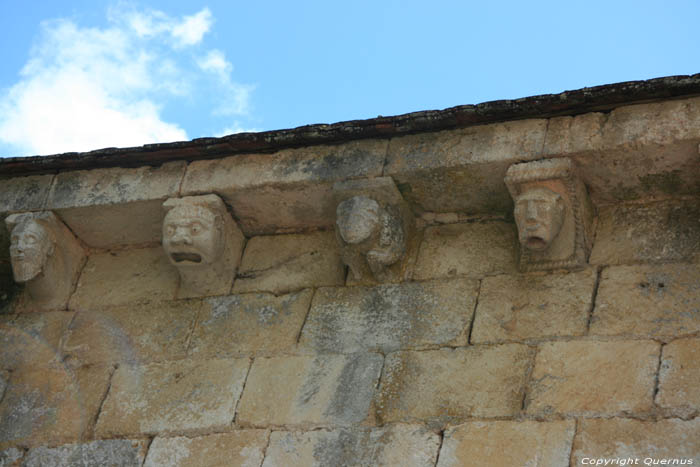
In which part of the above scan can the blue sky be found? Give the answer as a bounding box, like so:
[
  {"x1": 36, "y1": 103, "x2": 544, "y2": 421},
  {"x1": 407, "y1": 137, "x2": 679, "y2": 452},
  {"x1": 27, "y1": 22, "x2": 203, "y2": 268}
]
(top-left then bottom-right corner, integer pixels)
[{"x1": 1, "y1": 0, "x2": 698, "y2": 157}]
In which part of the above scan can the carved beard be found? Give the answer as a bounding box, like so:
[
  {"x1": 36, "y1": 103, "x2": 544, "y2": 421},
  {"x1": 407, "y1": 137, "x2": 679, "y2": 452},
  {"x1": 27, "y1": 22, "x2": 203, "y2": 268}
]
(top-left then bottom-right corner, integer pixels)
[{"x1": 11, "y1": 256, "x2": 43, "y2": 282}]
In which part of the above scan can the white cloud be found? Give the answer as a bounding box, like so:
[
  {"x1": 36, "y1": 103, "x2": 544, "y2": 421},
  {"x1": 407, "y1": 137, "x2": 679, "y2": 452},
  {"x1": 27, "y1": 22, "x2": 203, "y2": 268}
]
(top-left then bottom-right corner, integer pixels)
[
  {"x1": 0, "y1": 6, "x2": 251, "y2": 157},
  {"x1": 197, "y1": 49, "x2": 232, "y2": 76},
  {"x1": 118, "y1": 7, "x2": 213, "y2": 47},
  {"x1": 214, "y1": 123, "x2": 261, "y2": 137},
  {"x1": 171, "y1": 9, "x2": 213, "y2": 47},
  {"x1": 197, "y1": 49, "x2": 254, "y2": 116}
]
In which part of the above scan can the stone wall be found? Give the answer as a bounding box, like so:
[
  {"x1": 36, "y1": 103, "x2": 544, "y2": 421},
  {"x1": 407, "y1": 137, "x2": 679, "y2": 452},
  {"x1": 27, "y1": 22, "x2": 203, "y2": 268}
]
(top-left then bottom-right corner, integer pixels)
[{"x1": 1, "y1": 91, "x2": 699, "y2": 466}]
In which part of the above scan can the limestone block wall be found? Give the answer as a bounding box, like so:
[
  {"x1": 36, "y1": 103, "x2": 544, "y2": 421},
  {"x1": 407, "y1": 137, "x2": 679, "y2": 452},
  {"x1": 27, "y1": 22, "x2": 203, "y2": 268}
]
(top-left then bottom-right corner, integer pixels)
[{"x1": 1, "y1": 90, "x2": 700, "y2": 466}]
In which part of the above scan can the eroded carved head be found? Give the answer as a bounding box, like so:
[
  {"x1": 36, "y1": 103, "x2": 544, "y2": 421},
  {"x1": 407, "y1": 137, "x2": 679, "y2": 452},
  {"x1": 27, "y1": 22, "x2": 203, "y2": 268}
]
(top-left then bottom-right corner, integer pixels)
[
  {"x1": 514, "y1": 187, "x2": 566, "y2": 251},
  {"x1": 6, "y1": 215, "x2": 56, "y2": 283},
  {"x1": 162, "y1": 197, "x2": 224, "y2": 267},
  {"x1": 336, "y1": 196, "x2": 381, "y2": 245}
]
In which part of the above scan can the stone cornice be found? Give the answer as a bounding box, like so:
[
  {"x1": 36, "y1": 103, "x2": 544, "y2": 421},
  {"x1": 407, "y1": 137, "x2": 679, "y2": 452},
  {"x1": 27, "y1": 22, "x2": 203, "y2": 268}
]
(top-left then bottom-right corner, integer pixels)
[{"x1": 1, "y1": 74, "x2": 699, "y2": 177}]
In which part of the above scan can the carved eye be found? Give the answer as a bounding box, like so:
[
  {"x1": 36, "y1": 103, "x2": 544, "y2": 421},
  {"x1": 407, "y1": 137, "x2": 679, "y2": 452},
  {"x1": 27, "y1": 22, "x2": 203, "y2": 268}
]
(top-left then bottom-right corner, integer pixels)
[
  {"x1": 166, "y1": 225, "x2": 175, "y2": 236},
  {"x1": 24, "y1": 234, "x2": 38, "y2": 245},
  {"x1": 190, "y1": 222, "x2": 202, "y2": 235}
]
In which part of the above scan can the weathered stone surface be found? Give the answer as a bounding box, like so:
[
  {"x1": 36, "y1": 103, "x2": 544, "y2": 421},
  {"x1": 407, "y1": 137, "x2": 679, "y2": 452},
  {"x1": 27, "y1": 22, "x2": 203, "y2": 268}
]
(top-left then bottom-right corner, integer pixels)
[
  {"x1": 437, "y1": 420, "x2": 575, "y2": 467},
  {"x1": 69, "y1": 247, "x2": 178, "y2": 310},
  {"x1": 657, "y1": 338, "x2": 700, "y2": 411},
  {"x1": 23, "y1": 439, "x2": 148, "y2": 467},
  {"x1": 571, "y1": 97, "x2": 700, "y2": 204},
  {"x1": 472, "y1": 269, "x2": 596, "y2": 343},
  {"x1": 0, "y1": 372, "x2": 7, "y2": 402},
  {"x1": 413, "y1": 222, "x2": 518, "y2": 280},
  {"x1": 45, "y1": 162, "x2": 185, "y2": 247},
  {"x1": 376, "y1": 345, "x2": 533, "y2": 425},
  {"x1": 0, "y1": 175, "x2": 53, "y2": 215},
  {"x1": 96, "y1": 358, "x2": 249, "y2": 437},
  {"x1": 233, "y1": 231, "x2": 344, "y2": 295},
  {"x1": 0, "y1": 311, "x2": 73, "y2": 370},
  {"x1": 0, "y1": 365, "x2": 111, "y2": 448},
  {"x1": 543, "y1": 112, "x2": 607, "y2": 156},
  {"x1": 571, "y1": 418, "x2": 700, "y2": 464},
  {"x1": 591, "y1": 264, "x2": 700, "y2": 338},
  {"x1": 526, "y1": 340, "x2": 659, "y2": 416},
  {"x1": 0, "y1": 447, "x2": 23, "y2": 466},
  {"x1": 144, "y1": 430, "x2": 268, "y2": 467},
  {"x1": 263, "y1": 425, "x2": 440, "y2": 467},
  {"x1": 385, "y1": 119, "x2": 547, "y2": 213},
  {"x1": 188, "y1": 290, "x2": 313, "y2": 359},
  {"x1": 238, "y1": 353, "x2": 382, "y2": 428},
  {"x1": 0, "y1": 272, "x2": 18, "y2": 315},
  {"x1": 299, "y1": 278, "x2": 478, "y2": 353},
  {"x1": 590, "y1": 200, "x2": 700, "y2": 265},
  {"x1": 182, "y1": 140, "x2": 387, "y2": 235},
  {"x1": 63, "y1": 300, "x2": 199, "y2": 367}
]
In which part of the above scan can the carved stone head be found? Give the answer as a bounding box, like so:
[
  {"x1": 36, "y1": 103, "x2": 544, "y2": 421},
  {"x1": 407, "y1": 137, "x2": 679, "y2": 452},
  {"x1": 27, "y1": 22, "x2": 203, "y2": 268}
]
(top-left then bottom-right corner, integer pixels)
[
  {"x1": 5, "y1": 211, "x2": 85, "y2": 310},
  {"x1": 505, "y1": 158, "x2": 595, "y2": 272},
  {"x1": 162, "y1": 197, "x2": 224, "y2": 268},
  {"x1": 336, "y1": 196, "x2": 381, "y2": 245},
  {"x1": 6, "y1": 214, "x2": 56, "y2": 283},
  {"x1": 514, "y1": 187, "x2": 566, "y2": 251},
  {"x1": 335, "y1": 194, "x2": 406, "y2": 282},
  {"x1": 162, "y1": 194, "x2": 245, "y2": 298}
]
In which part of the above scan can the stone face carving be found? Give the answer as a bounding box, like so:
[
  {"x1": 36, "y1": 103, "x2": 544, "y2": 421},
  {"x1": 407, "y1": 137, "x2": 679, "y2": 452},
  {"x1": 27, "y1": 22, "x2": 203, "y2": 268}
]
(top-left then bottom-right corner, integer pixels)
[
  {"x1": 333, "y1": 177, "x2": 416, "y2": 283},
  {"x1": 162, "y1": 194, "x2": 245, "y2": 298},
  {"x1": 505, "y1": 158, "x2": 594, "y2": 271},
  {"x1": 513, "y1": 187, "x2": 566, "y2": 251},
  {"x1": 5, "y1": 211, "x2": 85, "y2": 309}
]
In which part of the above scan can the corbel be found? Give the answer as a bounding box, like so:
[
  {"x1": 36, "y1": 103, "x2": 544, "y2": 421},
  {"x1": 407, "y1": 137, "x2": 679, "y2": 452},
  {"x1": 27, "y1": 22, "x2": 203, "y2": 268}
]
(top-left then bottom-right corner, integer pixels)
[
  {"x1": 332, "y1": 177, "x2": 418, "y2": 284},
  {"x1": 5, "y1": 211, "x2": 85, "y2": 310},
  {"x1": 162, "y1": 194, "x2": 245, "y2": 298},
  {"x1": 505, "y1": 158, "x2": 594, "y2": 271}
]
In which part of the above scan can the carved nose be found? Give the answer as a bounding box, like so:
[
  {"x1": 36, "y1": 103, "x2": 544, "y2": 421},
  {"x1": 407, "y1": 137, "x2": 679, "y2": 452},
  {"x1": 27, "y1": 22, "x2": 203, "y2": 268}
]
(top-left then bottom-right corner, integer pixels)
[
  {"x1": 171, "y1": 229, "x2": 192, "y2": 246},
  {"x1": 525, "y1": 203, "x2": 538, "y2": 221}
]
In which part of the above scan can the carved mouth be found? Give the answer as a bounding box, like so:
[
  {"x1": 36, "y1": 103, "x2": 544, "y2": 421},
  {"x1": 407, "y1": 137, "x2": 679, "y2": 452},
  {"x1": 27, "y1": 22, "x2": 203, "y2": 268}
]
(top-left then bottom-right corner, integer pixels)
[
  {"x1": 170, "y1": 252, "x2": 202, "y2": 263},
  {"x1": 525, "y1": 236, "x2": 547, "y2": 250}
]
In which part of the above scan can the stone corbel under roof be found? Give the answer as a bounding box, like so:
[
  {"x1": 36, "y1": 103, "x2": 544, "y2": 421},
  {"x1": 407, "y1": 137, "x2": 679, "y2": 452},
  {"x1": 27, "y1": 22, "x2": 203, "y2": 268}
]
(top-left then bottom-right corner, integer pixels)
[{"x1": 1, "y1": 74, "x2": 699, "y2": 254}]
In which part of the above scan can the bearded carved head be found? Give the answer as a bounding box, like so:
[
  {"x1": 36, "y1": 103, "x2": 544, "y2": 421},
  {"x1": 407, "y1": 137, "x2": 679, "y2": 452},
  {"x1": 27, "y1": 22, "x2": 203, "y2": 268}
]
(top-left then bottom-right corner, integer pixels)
[{"x1": 6, "y1": 214, "x2": 56, "y2": 283}]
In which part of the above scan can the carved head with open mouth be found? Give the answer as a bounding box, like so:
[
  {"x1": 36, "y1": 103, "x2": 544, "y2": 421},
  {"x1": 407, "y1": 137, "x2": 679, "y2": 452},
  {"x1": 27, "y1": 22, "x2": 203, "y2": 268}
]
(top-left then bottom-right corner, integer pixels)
[
  {"x1": 162, "y1": 197, "x2": 224, "y2": 268},
  {"x1": 514, "y1": 187, "x2": 566, "y2": 251}
]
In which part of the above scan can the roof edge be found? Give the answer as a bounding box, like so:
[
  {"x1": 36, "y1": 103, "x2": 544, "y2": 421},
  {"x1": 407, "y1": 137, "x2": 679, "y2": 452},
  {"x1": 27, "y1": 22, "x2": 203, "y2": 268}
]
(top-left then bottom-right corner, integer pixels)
[{"x1": 2, "y1": 73, "x2": 700, "y2": 176}]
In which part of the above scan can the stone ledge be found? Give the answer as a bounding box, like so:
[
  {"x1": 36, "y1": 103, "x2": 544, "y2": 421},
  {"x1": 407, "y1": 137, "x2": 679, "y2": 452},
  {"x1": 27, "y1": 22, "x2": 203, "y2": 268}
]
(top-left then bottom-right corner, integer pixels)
[
  {"x1": 3, "y1": 74, "x2": 698, "y2": 176},
  {"x1": 45, "y1": 162, "x2": 185, "y2": 248},
  {"x1": 1, "y1": 93, "x2": 699, "y2": 240}
]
